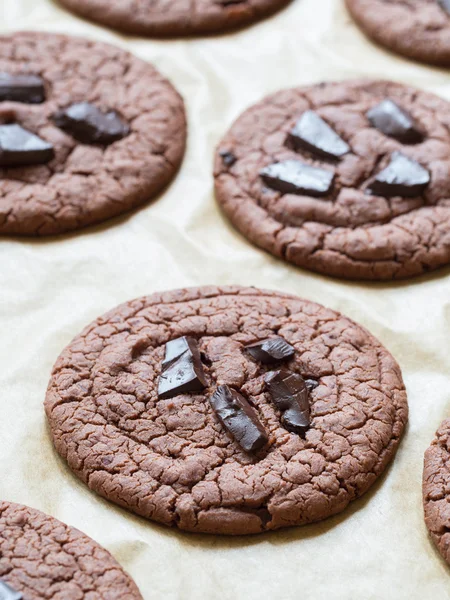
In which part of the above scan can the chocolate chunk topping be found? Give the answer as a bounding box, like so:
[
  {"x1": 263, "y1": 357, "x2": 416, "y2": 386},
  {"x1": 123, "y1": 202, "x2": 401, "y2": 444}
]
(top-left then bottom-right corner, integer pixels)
[
  {"x1": 438, "y1": 0, "x2": 450, "y2": 16},
  {"x1": 158, "y1": 336, "x2": 207, "y2": 400},
  {"x1": 367, "y1": 99, "x2": 424, "y2": 144},
  {"x1": 0, "y1": 73, "x2": 45, "y2": 104},
  {"x1": 288, "y1": 110, "x2": 350, "y2": 160},
  {"x1": 0, "y1": 124, "x2": 54, "y2": 167},
  {"x1": 209, "y1": 385, "x2": 268, "y2": 453},
  {"x1": 219, "y1": 150, "x2": 237, "y2": 166},
  {"x1": 52, "y1": 102, "x2": 130, "y2": 145},
  {"x1": 260, "y1": 159, "x2": 334, "y2": 197},
  {"x1": 0, "y1": 580, "x2": 23, "y2": 600},
  {"x1": 305, "y1": 378, "x2": 319, "y2": 392},
  {"x1": 265, "y1": 370, "x2": 311, "y2": 436},
  {"x1": 245, "y1": 336, "x2": 295, "y2": 364},
  {"x1": 368, "y1": 151, "x2": 430, "y2": 198}
]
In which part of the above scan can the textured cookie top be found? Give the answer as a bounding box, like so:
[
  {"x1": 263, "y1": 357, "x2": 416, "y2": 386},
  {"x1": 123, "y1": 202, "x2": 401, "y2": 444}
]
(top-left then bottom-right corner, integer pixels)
[
  {"x1": 346, "y1": 0, "x2": 450, "y2": 66},
  {"x1": 214, "y1": 80, "x2": 450, "y2": 280},
  {"x1": 45, "y1": 286, "x2": 408, "y2": 535},
  {"x1": 0, "y1": 32, "x2": 186, "y2": 236},
  {"x1": 423, "y1": 418, "x2": 450, "y2": 565},
  {"x1": 57, "y1": 0, "x2": 292, "y2": 37},
  {"x1": 0, "y1": 501, "x2": 142, "y2": 599}
]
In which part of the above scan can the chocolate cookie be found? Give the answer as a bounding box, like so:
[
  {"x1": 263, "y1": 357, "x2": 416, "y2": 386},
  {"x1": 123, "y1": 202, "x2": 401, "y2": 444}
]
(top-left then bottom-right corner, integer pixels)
[
  {"x1": 0, "y1": 32, "x2": 186, "y2": 236},
  {"x1": 45, "y1": 286, "x2": 408, "y2": 535},
  {"x1": 346, "y1": 0, "x2": 450, "y2": 67},
  {"x1": 0, "y1": 501, "x2": 142, "y2": 599},
  {"x1": 57, "y1": 0, "x2": 291, "y2": 37},
  {"x1": 214, "y1": 80, "x2": 450, "y2": 280},
  {"x1": 423, "y1": 418, "x2": 450, "y2": 566}
]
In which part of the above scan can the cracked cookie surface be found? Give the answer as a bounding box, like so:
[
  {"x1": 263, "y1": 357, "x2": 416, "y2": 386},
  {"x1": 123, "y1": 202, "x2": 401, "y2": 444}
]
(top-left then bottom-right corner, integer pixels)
[
  {"x1": 45, "y1": 285, "x2": 408, "y2": 535},
  {"x1": 0, "y1": 501, "x2": 143, "y2": 599},
  {"x1": 346, "y1": 0, "x2": 450, "y2": 66},
  {"x1": 423, "y1": 418, "x2": 450, "y2": 566},
  {"x1": 214, "y1": 80, "x2": 450, "y2": 280},
  {"x1": 57, "y1": 0, "x2": 292, "y2": 37},
  {"x1": 0, "y1": 32, "x2": 186, "y2": 236}
]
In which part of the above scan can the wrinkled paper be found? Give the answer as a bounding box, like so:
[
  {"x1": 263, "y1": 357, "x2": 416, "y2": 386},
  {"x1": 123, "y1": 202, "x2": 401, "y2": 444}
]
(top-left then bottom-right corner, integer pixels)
[{"x1": 1, "y1": 0, "x2": 450, "y2": 598}]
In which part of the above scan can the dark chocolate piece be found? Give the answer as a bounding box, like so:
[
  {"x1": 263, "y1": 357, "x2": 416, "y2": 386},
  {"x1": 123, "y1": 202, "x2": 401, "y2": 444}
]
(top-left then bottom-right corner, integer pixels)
[
  {"x1": 0, "y1": 72, "x2": 45, "y2": 104},
  {"x1": 245, "y1": 336, "x2": 295, "y2": 364},
  {"x1": 0, "y1": 124, "x2": 54, "y2": 167},
  {"x1": 265, "y1": 370, "x2": 311, "y2": 436},
  {"x1": 0, "y1": 580, "x2": 23, "y2": 600},
  {"x1": 219, "y1": 150, "x2": 237, "y2": 166},
  {"x1": 288, "y1": 110, "x2": 350, "y2": 160},
  {"x1": 52, "y1": 102, "x2": 129, "y2": 145},
  {"x1": 305, "y1": 378, "x2": 319, "y2": 392},
  {"x1": 158, "y1": 336, "x2": 207, "y2": 400},
  {"x1": 367, "y1": 99, "x2": 424, "y2": 144},
  {"x1": 260, "y1": 159, "x2": 334, "y2": 197},
  {"x1": 368, "y1": 151, "x2": 430, "y2": 198},
  {"x1": 438, "y1": 0, "x2": 450, "y2": 16},
  {"x1": 209, "y1": 385, "x2": 268, "y2": 453}
]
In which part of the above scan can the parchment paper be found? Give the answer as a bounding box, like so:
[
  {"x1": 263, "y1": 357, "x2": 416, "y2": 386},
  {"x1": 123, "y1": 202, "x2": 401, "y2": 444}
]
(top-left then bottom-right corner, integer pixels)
[{"x1": 1, "y1": 1, "x2": 450, "y2": 598}]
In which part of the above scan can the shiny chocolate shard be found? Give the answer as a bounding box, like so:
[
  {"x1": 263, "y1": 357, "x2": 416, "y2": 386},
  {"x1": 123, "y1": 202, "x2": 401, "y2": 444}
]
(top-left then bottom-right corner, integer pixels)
[
  {"x1": 0, "y1": 124, "x2": 54, "y2": 167},
  {"x1": 245, "y1": 336, "x2": 295, "y2": 364},
  {"x1": 368, "y1": 151, "x2": 430, "y2": 198},
  {"x1": 158, "y1": 336, "x2": 207, "y2": 400},
  {"x1": 260, "y1": 159, "x2": 334, "y2": 197},
  {"x1": 288, "y1": 110, "x2": 350, "y2": 160},
  {"x1": 0, "y1": 580, "x2": 23, "y2": 600},
  {"x1": 209, "y1": 385, "x2": 268, "y2": 453},
  {"x1": 367, "y1": 99, "x2": 424, "y2": 144},
  {"x1": 0, "y1": 72, "x2": 45, "y2": 104},
  {"x1": 265, "y1": 370, "x2": 311, "y2": 436},
  {"x1": 52, "y1": 102, "x2": 129, "y2": 145}
]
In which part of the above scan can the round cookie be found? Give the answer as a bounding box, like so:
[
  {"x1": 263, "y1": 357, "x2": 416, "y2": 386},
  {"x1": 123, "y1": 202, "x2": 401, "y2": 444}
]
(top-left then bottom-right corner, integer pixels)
[
  {"x1": 57, "y1": 0, "x2": 292, "y2": 37},
  {"x1": 423, "y1": 418, "x2": 450, "y2": 565},
  {"x1": 45, "y1": 285, "x2": 408, "y2": 535},
  {"x1": 214, "y1": 80, "x2": 450, "y2": 280},
  {"x1": 0, "y1": 32, "x2": 186, "y2": 236},
  {"x1": 0, "y1": 501, "x2": 142, "y2": 599},
  {"x1": 346, "y1": 0, "x2": 450, "y2": 67}
]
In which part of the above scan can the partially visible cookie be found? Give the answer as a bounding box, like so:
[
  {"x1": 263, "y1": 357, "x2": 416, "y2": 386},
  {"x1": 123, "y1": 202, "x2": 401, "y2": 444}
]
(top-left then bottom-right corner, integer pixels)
[
  {"x1": 0, "y1": 501, "x2": 143, "y2": 599},
  {"x1": 423, "y1": 418, "x2": 450, "y2": 566},
  {"x1": 45, "y1": 285, "x2": 408, "y2": 535},
  {"x1": 0, "y1": 32, "x2": 186, "y2": 236},
  {"x1": 214, "y1": 80, "x2": 450, "y2": 280},
  {"x1": 57, "y1": 0, "x2": 292, "y2": 36},
  {"x1": 346, "y1": 0, "x2": 450, "y2": 67}
]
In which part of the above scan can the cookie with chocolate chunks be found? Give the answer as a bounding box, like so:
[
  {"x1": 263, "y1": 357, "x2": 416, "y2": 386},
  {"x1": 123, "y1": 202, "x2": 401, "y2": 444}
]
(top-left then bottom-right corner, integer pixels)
[
  {"x1": 45, "y1": 286, "x2": 408, "y2": 535},
  {"x1": 0, "y1": 31, "x2": 186, "y2": 236},
  {"x1": 214, "y1": 80, "x2": 450, "y2": 280},
  {"x1": 346, "y1": 0, "x2": 450, "y2": 67},
  {"x1": 0, "y1": 501, "x2": 143, "y2": 599}
]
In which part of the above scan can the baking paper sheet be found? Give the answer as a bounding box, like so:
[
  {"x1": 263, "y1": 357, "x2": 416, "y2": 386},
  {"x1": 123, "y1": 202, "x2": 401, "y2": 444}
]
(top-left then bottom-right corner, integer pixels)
[{"x1": 1, "y1": 0, "x2": 450, "y2": 598}]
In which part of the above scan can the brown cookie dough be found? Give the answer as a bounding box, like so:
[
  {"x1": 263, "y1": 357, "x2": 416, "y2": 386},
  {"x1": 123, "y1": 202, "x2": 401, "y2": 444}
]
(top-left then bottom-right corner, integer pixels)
[
  {"x1": 0, "y1": 32, "x2": 186, "y2": 236},
  {"x1": 346, "y1": 0, "x2": 450, "y2": 67},
  {"x1": 214, "y1": 80, "x2": 450, "y2": 280},
  {"x1": 45, "y1": 286, "x2": 408, "y2": 535},
  {"x1": 57, "y1": 0, "x2": 292, "y2": 37},
  {"x1": 0, "y1": 501, "x2": 143, "y2": 599},
  {"x1": 423, "y1": 418, "x2": 450, "y2": 566}
]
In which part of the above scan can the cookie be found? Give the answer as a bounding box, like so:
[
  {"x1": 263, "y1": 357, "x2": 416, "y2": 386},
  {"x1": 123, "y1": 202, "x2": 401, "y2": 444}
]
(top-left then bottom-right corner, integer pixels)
[
  {"x1": 0, "y1": 32, "x2": 186, "y2": 236},
  {"x1": 57, "y1": 0, "x2": 291, "y2": 37},
  {"x1": 346, "y1": 0, "x2": 450, "y2": 67},
  {"x1": 214, "y1": 80, "x2": 450, "y2": 280},
  {"x1": 423, "y1": 418, "x2": 450, "y2": 566},
  {"x1": 0, "y1": 501, "x2": 142, "y2": 599},
  {"x1": 45, "y1": 285, "x2": 408, "y2": 535}
]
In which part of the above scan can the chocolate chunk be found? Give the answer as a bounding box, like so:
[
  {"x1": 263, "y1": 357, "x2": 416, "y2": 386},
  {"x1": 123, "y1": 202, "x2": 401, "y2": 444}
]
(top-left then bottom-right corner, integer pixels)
[
  {"x1": 367, "y1": 99, "x2": 424, "y2": 144},
  {"x1": 260, "y1": 159, "x2": 334, "y2": 197},
  {"x1": 0, "y1": 580, "x2": 23, "y2": 600},
  {"x1": 368, "y1": 151, "x2": 430, "y2": 198},
  {"x1": 288, "y1": 110, "x2": 350, "y2": 160},
  {"x1": 0, "y1": 124, "x2": 54, "y2": 167},
  {"x1": 219, "y1": 150, "x2": 237, "y2": 166},
  {"x1": 158, "y1": 336, "x2": 207, "y2": 400},
  {"x1": 265, "y1": 370, "x2": 311, "y2": 436},
  {"x1": 209, "y1": 385, "x2": 268, "y2": 453},
  {"x1": 245, "y1": 336, "x2": 295, "y2": 364},
  {"x1": 305, "y1": 378, "x2": 319, "y2": 392},
  {"x1": 52, "y1": 102, "x2": 129, "y2": 145},
  {"x1": 0, "y1": 72, "x2": 45, "y2": 104},
  {"x1": 438, "y1": 0, "x2": 450, "y2": 16}
]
